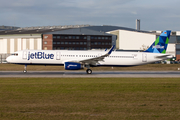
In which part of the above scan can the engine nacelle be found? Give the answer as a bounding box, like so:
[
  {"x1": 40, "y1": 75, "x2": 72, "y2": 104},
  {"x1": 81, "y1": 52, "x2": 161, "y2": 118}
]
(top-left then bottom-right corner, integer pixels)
[{"x1": 64, "y1": 62, "x2": 84, "y2": 70}]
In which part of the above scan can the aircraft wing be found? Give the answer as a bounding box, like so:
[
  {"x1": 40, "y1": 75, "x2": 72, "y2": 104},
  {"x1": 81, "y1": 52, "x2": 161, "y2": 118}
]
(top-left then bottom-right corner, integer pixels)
[
  {"x1": 66, "y1": 45, "x2": 115, "y2": 66},
  {"x1": 79, "y1": 45, "x2": 115, "y2": 66}
]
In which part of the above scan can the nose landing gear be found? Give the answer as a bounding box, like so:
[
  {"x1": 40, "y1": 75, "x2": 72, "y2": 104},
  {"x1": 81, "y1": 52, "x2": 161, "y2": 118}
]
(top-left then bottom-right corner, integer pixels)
[{"x1": 23, "y1": 65, "x2": 27, "y2": 73}]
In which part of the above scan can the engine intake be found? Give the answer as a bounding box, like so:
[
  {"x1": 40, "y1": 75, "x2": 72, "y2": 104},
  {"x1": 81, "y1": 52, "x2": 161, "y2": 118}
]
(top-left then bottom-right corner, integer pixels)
[{"x1": 64, "y1": 62, "x2": 84, "y2": 70}]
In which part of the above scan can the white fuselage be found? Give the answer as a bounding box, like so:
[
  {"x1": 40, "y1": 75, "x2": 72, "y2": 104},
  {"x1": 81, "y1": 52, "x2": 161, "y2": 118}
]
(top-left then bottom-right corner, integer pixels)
[{"x1": 6, "y1": 50, "x2": 172, "y2": 67}]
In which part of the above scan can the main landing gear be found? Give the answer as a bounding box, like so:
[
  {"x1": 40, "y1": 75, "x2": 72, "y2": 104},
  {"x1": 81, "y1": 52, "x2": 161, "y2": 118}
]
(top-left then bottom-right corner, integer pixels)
[
  {"x1": 85, "y1": 64, "x2": 92, "y2": 74},
  {"x1": 23, "y1": 65, "x2": 27, "y2": 73},
  {"x1": 86, "y1": 69, "x2": 92, "y2": 74}
]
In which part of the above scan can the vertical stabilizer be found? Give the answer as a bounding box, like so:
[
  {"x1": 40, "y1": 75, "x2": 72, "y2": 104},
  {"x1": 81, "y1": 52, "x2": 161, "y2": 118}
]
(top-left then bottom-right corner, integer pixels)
[{"x1": 145, "y1": 30, "x2": 171, "y2": 54}]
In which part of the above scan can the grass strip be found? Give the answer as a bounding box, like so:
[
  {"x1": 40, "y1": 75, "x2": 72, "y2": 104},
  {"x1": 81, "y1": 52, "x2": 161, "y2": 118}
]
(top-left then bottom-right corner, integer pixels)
[{"x1": 0, "y1": 78, "x2": 180, "y2": 120}]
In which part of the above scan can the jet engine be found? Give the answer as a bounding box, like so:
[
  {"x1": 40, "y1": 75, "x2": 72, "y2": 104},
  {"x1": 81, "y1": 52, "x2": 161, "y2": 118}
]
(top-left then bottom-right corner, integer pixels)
[{"x1": 64, "y1": 62, "x2": 84, "y2": 70}]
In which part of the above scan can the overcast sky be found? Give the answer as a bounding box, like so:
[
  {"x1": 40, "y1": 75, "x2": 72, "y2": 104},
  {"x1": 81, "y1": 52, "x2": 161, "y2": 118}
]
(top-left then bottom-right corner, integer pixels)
[{"x1": 1, "y1": 0, "x2": 180, "y2": 31}]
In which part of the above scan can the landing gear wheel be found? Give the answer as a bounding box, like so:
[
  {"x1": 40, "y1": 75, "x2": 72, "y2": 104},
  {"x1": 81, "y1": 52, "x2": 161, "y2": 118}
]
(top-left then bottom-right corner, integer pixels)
[
  {"x1": 86, "y1": 69, "x2": 92, "y2": 74},
  {"x1": 23, "y1": 65, "x2": 27, "y2": 73}
]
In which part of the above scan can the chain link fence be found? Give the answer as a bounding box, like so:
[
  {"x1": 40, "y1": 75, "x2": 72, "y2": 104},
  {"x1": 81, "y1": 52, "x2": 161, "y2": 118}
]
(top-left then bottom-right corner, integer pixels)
[{"x1": 0, "y1": 54, "x2": 11, "y2": 63}]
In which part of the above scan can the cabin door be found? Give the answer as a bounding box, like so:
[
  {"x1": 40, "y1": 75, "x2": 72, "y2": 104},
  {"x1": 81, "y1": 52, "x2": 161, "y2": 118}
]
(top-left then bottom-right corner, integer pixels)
[
  {"x1": 22, "y1": 51, "x2": 27, "y2": 59},
  {"x1": 56, "y1": 52, "x2": 61, "y2": 60},
  {"x1": 142, "y1": 54, "x2": 147, "y2": 62}
]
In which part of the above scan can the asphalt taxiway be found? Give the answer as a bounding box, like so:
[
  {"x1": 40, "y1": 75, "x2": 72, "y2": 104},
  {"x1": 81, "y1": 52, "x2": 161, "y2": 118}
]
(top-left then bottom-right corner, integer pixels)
[{"x1": 0, "y1": 71, "x2": 180, "y2": 78}]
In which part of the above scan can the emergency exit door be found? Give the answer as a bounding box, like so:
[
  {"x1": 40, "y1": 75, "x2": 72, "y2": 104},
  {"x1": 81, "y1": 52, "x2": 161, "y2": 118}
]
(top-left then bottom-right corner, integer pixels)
[
  {"x1": 142, "y1": 54, "x2": 147, "y2": 62},
  {"x1": 56, "y1": 52, "x2": 61, "y2": 60}
]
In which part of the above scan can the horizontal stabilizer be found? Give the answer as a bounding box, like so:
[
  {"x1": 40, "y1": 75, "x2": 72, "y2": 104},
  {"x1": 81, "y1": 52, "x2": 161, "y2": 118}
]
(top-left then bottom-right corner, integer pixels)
[{"x1": 155, "y1": 54, "x2": 173, "y2": 59}]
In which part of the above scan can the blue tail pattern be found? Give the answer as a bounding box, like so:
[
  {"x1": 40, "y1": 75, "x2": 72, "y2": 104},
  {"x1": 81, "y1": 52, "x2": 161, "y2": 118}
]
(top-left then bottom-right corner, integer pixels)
[{"x1": 145, "y1": 30, "x2": 171, "y2": 54}]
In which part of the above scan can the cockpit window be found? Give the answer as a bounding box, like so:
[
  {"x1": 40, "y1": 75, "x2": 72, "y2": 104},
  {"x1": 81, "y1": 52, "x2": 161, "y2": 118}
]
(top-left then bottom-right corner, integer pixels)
[{"x1": 11, "y1": 53, "x2": 18, "y2": 56}]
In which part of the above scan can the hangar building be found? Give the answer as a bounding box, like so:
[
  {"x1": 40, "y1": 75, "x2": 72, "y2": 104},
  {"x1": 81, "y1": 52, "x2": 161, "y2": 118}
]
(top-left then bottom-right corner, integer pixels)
[
  {"x1": 0, "y1": 26, "x2": 20, "y2": 31},
  {"x1": 108, "y1": 30, "x2": 177, "y2": 57}
]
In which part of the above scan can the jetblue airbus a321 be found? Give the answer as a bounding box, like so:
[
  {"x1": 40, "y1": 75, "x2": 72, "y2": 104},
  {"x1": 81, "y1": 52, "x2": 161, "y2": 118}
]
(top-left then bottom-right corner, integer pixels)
[{"x1": 6, "y1": 30, "x2": 173, "y2": 74}]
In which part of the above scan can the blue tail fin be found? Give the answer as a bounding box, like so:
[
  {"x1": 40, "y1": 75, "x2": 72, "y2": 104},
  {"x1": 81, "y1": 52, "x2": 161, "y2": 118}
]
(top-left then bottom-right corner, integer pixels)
[{"x1": 145, "y1": 30, "x2": 171, "y2": 54}]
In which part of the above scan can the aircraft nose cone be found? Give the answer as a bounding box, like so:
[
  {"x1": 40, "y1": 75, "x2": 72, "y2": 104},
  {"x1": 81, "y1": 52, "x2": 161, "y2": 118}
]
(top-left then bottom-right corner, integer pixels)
[{"x1": 6, "y1": 56, "x2": 12, "y2": 63}]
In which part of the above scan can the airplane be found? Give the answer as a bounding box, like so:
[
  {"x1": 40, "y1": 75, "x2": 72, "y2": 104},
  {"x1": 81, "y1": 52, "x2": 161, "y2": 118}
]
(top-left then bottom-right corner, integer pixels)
[{"x1": 6, "y1": 30, "x2": 173, "y2": 74}]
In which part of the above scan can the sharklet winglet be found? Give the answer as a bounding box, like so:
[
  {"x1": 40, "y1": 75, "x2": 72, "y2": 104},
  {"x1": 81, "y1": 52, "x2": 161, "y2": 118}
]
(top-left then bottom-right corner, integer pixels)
[{"x1": 108, "y1": 45, "x2": 115, "y2": 55}]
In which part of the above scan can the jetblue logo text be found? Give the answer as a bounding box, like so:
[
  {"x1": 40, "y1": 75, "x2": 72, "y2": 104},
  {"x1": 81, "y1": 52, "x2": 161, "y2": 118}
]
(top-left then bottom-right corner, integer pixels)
[
  {"x1": 152, "y1": 45, "x2": 164, "y2": 49},
  {"x1": 27, "y1": 52, "x2": 54, "y2": 60},
  {"x1": 67, "y1": 65, "x2": 77, "y2": 68}
]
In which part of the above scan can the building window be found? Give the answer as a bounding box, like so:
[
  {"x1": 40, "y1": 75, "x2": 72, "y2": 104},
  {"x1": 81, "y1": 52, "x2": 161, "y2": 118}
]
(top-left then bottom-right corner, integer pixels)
[
  {"x1": 57, "y1": 42, "x2": 60, "y2": 44},
  {"x1": 65, "y1": 42, "x2": 68, "y2": 44},
  {"x1": 53, "y1": 47, "x2": 56, "y2": 50},
  {"x1": 57, "y1": 36, "x2": 60, "y2": 39},
  {"x1": 98, "y1": 42, "x2": 101, "y2": 45},
  {"x1": 76, "y1": 42, "x2": 79, "y2": 44},
  {"x1": 73, "y1": 42, "x2": 76, "y2": 44},
  {"x1": 87, "y1": 36, "x2": 90, "y2": 40},
  {"x1": 53, "y1": 42, "x2": 56, "y2": 44},
  {"x1": 61, "y1": 36, "x2": 64, "y2": 39},
  {"x1": 84, "y1": 36, "x2": 87, "y2": 39},
  {"x1": 84, "y1": 42, "x2": 87, "y2": 45},
  {"x1": 69, "y1": 42, "x2": 72, "y2": 44},
  {"x1": 105, "y1": 37, "x2": 108, "y2": 40},
  {"x1": 44, "y1": 41, "x2": 47, "y2": 44},
  {"x1": 65, "y1": 36, "x2": 68, "y2": 39},
  {"x1": 76, "y1": 36, "x2": 79, "y2": 39},
  {"x1": 69, "y1": 36, "x2": 72, "y2": 39},
  {"x1": 53, "y1": 36, "x2": 56, "y2": 39},
  {"x1": 177, "y1": 36, "x2": 180, "y2": 43},
  {"x1": 98, "y1": 37, "x2": 101, "y2": 39},
  {"x1": 61, "y1": 42, "x2": 64, "y2": 44},
  {"x1": 80, "y1": 36, "x2": 83, "y2": 39},
  {"x1": 44, "y1": 47, "x2": 47, "y2": 50},
  {"x1": 72, "y1": 36, "x2": 76, "y2": 39}
]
